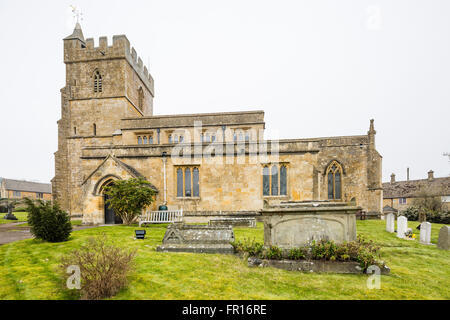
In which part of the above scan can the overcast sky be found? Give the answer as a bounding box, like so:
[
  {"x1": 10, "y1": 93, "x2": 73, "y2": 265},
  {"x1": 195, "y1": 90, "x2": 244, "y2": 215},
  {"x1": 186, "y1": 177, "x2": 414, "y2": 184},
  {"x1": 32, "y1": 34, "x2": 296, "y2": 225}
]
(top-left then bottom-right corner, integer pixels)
[{"x1": 0, "y1": 0, "x2": 449, "y2": 183}]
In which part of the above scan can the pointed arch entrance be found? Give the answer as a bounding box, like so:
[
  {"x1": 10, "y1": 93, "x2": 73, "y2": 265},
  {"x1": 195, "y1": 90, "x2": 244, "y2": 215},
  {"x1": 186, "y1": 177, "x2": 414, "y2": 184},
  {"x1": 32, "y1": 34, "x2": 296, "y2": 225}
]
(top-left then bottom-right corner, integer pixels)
[{"x1": 100, "y1": 179, "x2": 123, "y2": 225}]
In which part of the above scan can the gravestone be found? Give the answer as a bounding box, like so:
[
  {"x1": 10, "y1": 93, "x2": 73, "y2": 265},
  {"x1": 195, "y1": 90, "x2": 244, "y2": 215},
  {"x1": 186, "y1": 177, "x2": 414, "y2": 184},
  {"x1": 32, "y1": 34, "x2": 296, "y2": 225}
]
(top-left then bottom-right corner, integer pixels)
[
  {"x1": 261, "y1": 201, "x2": 359, "y2": 248},
  {"x1": 419, "y1": 222, "x2": 431, "y2": 245},
  {"x1": 386, "y1": 213, "x2": 395, "y2": 233},
  {"x1": 437, "y1": 226, "x2": 450, "y2": 250},
  {"x1": 156, "y1": 222, "x2": 235, "y2": 254},
  {"x1": 209, "y1": 217, "x2": 256, "y2": 228},
  {"x1": 397, "y1": 216, "x2": 408, "y2": 239}
]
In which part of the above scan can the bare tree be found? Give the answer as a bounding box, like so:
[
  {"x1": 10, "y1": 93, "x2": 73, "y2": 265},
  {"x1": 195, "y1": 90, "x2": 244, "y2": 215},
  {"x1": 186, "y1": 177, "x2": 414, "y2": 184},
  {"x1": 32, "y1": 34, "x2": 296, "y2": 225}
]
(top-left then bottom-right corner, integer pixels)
[{"x1": 412, "y1": 188, "x2": 443, "y2": 222}]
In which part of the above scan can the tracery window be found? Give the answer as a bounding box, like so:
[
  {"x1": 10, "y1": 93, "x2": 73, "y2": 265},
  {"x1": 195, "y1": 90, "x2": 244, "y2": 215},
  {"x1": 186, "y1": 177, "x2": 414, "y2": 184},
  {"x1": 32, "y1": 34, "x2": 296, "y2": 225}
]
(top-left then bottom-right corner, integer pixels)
[{"x1": 326, "y1": 161, "x2": 343, "y2": 200}]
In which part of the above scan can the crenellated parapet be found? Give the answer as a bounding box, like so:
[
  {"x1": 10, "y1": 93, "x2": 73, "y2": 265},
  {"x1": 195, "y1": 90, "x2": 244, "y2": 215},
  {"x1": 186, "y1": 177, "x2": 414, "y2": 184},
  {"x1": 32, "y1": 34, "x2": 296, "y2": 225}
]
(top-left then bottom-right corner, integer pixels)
[{"x1": 64, "y1": 33, "x2": 154, "y2": 95}]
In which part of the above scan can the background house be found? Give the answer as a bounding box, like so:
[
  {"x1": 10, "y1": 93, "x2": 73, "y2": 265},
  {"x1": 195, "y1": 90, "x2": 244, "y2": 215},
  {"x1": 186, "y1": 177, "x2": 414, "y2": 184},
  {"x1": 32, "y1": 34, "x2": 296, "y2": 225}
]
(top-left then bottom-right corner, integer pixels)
[
  {"x1": 0, "y1": 178, "x2": 52, "y2": 201},
  {"x1": 383, "y1": 170, "x2": 450, "y2": 211}
]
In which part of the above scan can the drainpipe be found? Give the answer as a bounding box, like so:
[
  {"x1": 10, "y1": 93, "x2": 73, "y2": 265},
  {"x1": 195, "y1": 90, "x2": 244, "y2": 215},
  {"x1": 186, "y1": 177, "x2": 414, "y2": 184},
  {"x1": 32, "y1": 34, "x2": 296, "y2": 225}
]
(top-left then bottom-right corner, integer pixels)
[{"x1": 162, "y1": 151, "x2": 167, "y2": 205}]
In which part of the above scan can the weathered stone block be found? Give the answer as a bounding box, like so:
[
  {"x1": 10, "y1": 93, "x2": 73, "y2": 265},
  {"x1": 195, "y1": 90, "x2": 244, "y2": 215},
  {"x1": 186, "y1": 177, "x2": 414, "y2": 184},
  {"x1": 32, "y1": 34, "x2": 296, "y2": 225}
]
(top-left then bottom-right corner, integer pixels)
[
  {"x1": 156, "y1": 223, "x2": 235, "y2": 254},
  {"x1": 437, "y1": 226, "x2": 450, "y2": 250},
  {"x1": 208, "y1": 217, "x2": 256, "y2": 228},
  {"x1": 261, "y1": 201, "x2": 359, "y2": 248}
]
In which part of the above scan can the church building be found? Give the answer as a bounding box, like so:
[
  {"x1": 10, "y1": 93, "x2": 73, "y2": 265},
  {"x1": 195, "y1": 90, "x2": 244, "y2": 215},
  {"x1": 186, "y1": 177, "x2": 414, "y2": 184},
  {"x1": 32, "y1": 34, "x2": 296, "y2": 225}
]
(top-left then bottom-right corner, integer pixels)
[{"x1": 52, "y1": 24, "x2": 383, "y2": 224}]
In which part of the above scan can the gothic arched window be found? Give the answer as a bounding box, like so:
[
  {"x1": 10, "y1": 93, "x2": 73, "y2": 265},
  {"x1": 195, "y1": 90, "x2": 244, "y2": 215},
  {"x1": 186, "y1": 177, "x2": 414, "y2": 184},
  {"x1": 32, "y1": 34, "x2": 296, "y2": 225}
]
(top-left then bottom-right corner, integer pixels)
[
  {"x1": 94, "y1": 70, "x2": 102, "y2": 93},
  {"x1": 326, "y1": 161, "x2": 343, "y2": 200}
]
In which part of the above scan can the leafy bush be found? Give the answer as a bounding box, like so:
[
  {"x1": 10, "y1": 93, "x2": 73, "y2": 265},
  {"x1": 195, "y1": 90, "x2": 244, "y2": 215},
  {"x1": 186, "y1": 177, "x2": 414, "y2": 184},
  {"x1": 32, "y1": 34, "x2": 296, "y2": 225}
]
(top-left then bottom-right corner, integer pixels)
[
  {"x1": 263, "y1": 246, "x2": 283, "y2": 260},
  {"x1": 25, "y1": 199, "x2": 72, "y2": 242},
  {"x1": 231, "y1": 238, "x2": 264, "y2": 257},
  {"x1": 232, "y1": 235, "x2": 383, "y2": 271},
  {"x1": 287, "y1": 247, "x2": 308, "y2": 260},
  {"x1": 103, "y1": 178, "x2": 157, "y2": 225},
  {"x1": 428, "y1": 211, "x2": 450, "y2": 224},
  {"x1": 401, "y1": 206, "x2": 450, "y2": 224},
  {"x1": 0, "y1": 204, "x2": 8, "y2": 213},
  {"x1": 60, "y1": 235, "x2": 136, "y2": 300},
  {"x1": 400, "y1": 206, "x2": 420, "y2": 221}
]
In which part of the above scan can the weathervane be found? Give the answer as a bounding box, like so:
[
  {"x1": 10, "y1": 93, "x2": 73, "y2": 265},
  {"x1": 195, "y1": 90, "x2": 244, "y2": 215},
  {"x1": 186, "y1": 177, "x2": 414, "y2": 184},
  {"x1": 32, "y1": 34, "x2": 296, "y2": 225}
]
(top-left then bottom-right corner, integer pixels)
[{"x1": 70, "y1": 5, "x2": 83, "y2": 24}]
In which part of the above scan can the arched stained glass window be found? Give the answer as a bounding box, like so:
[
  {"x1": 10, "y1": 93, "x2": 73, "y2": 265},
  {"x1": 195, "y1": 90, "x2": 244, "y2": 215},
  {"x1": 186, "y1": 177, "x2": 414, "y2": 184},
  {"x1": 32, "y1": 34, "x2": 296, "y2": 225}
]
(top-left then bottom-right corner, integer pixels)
[
  {"x1": 263, "y1": 166, "x2": 270, "y2": 196},
  {"x1": 143, "y1": 136, "x2": 147, "y2": 144},
  {"x1": 177, "y1": 168, "x2": 183, "y2": 197},
  {"x1": 326, "y1": 161, "x2": 343, "y2": 200},
  {"x1": 280, "y1": 165, "x2": 287, "y2": 196},
  {"x1": 137, "y1": 136, "x2": 142, "y2": 145},
  {"x1": 193, "y1": 168, "x2": 200, "y2": 197},
  {"x1": 149, "y1": 136, "x2": 153, "y2": 144},
  {"x1": 185, "y1": 168, "x2": 191, "y2": 197}
]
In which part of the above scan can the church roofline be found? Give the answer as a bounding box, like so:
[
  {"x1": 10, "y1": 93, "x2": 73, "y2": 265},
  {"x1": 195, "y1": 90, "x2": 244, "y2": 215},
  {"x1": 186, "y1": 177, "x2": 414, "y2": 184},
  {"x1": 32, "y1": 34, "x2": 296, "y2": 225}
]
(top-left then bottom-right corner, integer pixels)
[{"x1": 121, "y1": 110, "x2": 265, "y2": 120}]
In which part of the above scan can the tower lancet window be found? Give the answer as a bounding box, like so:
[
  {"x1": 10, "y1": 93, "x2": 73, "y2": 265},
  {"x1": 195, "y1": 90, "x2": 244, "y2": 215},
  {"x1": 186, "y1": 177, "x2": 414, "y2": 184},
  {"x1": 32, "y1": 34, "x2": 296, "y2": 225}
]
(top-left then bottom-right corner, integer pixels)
[
  {"x1": 94, "y1": 70, "x2": 103, "y2": 93},
  {"x1": 138, "y1": 87, "x2": 144, "y2": 110}
]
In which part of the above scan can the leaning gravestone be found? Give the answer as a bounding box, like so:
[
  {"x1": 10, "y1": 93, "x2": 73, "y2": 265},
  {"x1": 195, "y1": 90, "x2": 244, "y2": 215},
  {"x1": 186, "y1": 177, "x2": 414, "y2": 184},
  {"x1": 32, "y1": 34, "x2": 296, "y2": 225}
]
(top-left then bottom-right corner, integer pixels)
[
  {"x1": 397, "y1": 216, "x2": 408, "y2": 239},
  {"x1": 437, "y1": 226, "x2": 450, "y2": 250},
  {"x1": 156, "y1": 222, "x2": 235, "y2": 254},
  {"x1": 419, "y1": 221, "x2": 432, "y2": 245},
  {"x1": 386, "y1": 213, "x2": 395, "y2": 233}
]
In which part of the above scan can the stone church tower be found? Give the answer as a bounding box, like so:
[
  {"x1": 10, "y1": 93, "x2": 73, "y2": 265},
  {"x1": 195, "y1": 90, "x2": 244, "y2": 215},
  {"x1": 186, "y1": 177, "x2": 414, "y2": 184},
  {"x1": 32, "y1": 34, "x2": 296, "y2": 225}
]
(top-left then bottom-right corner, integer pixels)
[{"x1": 52, "y1": 23, "x2": 154, "y2": 215}]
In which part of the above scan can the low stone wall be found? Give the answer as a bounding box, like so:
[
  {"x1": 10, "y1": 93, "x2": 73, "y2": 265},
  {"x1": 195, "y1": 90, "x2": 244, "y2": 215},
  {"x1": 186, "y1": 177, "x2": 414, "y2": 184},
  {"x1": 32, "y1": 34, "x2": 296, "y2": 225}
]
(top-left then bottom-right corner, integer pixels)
[
  {"x1": 248, "y1": 257, "x2": 390, "y2": 274},
  {"x1": 209, "y1": 217, "x2": 257, "y2": 228}
]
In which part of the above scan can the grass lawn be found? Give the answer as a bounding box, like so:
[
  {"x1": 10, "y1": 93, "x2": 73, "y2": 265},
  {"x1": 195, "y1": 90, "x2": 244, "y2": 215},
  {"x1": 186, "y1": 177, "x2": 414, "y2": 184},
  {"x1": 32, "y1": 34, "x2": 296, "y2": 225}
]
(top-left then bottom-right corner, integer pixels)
[
  {"x1": 0, "y1": 220, "x2": 448, "y2": 300},
  {"x1": 0, "y1": 212, "x2": 28, "y2": 225}
]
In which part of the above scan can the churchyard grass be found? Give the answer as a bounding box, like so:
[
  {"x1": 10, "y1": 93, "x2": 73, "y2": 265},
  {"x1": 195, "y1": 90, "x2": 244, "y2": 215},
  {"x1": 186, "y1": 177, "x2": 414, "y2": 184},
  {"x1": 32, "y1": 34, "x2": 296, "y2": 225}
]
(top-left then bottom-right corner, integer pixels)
[
  {"x1": 0, "y1": 220, "x2": 448, "y2": 300},
  {"x1": 0, "y1": 212, "x2": 28, "y2": 225}
]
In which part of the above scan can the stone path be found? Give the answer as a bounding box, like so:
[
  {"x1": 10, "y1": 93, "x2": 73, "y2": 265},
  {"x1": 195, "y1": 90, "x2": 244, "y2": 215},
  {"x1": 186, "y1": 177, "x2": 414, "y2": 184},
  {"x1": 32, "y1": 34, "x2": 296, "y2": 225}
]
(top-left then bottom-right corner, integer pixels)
[{"x1": 0, "y1": 222, "x2": 98, "y2": 245}]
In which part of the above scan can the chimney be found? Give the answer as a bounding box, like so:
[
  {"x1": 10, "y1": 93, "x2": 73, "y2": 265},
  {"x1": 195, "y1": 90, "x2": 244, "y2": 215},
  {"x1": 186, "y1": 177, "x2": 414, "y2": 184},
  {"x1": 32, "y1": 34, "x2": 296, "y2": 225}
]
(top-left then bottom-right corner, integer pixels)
[
  {"x1": 428, "y1": 170, "x2": 434, "y2": 181},
  {"x1": 407, "y1": 167, "x2": 410, "y2": 181},
  {"x1": 390, "y1": 173, "x2": 396, "y2": 184}
]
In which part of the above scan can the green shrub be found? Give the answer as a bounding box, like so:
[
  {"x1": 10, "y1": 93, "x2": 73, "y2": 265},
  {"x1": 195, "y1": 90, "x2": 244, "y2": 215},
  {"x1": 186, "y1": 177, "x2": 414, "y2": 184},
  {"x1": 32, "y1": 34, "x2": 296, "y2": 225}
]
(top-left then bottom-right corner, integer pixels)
[
  {"x1": 232, "y1": 236, "x2": 383, "y2": 271},
  {"x1": 287, "y1": 247, "x2": 308, "y2": 260},
  {"x1": 25, "y1": 199, "x2": 72, "y2": 242},
  {"x1": 231, "y1": 238, "x2": 264, "y2": 257},
  {"x1": 263, "y1": 246, "x2": 283, "y2": 260},
  {"x1": 401, "y1": 206, "x2": 450, "y2": 224},
  {"x1": 60, "y1": 235, "x2": 136, "y2": 300}
]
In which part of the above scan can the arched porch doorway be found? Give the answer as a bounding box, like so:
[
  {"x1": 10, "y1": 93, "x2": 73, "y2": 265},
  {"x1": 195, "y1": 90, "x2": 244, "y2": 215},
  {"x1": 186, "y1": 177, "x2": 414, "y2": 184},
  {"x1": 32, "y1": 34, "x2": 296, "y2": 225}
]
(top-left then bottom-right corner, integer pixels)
[{"x1": 101, "y1": 180, "x2": 123, "y2": 225}]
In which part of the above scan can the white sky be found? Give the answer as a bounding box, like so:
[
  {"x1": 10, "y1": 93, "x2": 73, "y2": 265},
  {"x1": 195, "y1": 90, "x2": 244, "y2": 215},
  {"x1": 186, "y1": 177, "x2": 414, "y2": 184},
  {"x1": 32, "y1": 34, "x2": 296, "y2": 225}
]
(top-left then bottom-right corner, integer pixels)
[{"x1": 0, "y1": 0, "x2": 449, "y2": 183}]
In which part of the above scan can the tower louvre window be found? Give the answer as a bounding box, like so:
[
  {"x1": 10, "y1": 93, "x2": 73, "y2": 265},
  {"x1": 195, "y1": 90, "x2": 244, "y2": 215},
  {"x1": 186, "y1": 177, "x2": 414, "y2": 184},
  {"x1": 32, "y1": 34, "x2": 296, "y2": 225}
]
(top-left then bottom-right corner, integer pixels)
[{"x1": 94, "y1": 70, "x2": 102, "y2": 93}]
